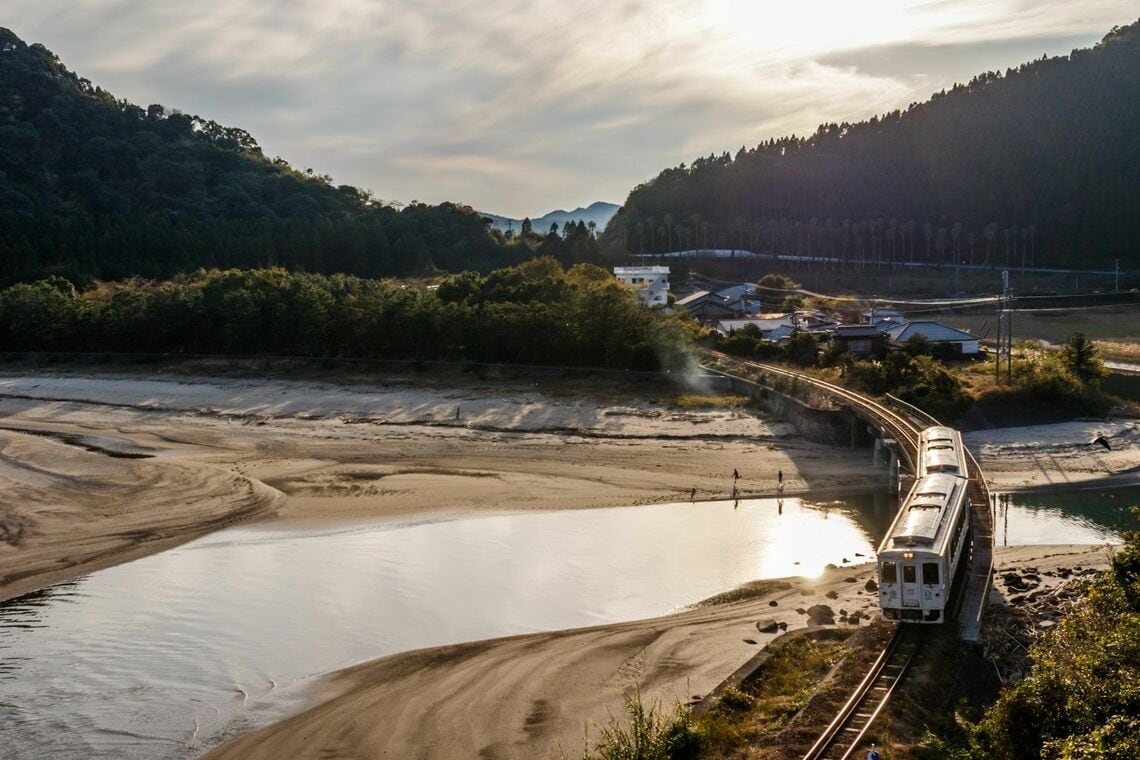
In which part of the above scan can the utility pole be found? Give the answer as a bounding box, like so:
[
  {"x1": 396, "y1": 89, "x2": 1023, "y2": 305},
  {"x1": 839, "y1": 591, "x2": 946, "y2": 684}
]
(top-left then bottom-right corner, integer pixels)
[
  {"x1": 1007, "y1": 277, "x2": 1013, "y2": 383},
  {"x1": 995, "y1": 278, "x2": 1002, "y2": 383},
  {"x1": 995, "y1": 270, "x2": 1012, "y2": 383}
]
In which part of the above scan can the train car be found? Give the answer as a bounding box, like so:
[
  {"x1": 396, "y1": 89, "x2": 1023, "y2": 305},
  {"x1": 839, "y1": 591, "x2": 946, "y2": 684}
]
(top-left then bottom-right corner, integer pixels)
[
  {"x1": 877, "y1": 469, "x2": 971, "y2": 623},
  {"x1": 916, "y1": 426, "x2": 968, "y2": 479}
]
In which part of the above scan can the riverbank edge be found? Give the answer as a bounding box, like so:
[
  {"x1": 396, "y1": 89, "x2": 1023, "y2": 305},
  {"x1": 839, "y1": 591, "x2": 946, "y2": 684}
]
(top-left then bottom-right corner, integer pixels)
[
  {"x1": 0, "y1": 472, "x2": 284, "y2": 604},
  {"x1": 201, "y1": 543, "x2": 1117, "y2": 760}
]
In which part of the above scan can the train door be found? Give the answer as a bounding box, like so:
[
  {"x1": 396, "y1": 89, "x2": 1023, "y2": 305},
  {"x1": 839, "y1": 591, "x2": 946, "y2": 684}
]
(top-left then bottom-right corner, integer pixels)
[{"x1": 901, "y1": 562, "x2": 920, "y2": 608}]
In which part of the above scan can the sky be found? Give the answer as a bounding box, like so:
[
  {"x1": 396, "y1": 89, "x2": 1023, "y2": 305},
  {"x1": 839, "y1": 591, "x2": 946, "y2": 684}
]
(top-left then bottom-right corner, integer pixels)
[{"x1": 4, "y1": 1, "x2": 1136, "y2": 218}]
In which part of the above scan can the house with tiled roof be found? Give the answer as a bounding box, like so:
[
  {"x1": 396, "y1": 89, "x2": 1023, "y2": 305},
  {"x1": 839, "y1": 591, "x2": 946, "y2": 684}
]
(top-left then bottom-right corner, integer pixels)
[{"x1": 884, "y1": 321, "x2": 981, "y2": 355}]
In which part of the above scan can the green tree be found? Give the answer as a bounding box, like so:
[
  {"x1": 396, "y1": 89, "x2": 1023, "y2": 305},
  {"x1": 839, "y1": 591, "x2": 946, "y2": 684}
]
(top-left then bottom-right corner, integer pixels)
[
  {"x1": 784, "y1": 332, "x2": 819, "y2": 367},
  {"x1": 1060, "y1": 333, "x2": 1108, "y2": 380},
  {"x1": 972, "y1": 512, "x2": 1140, "y2": 759}
]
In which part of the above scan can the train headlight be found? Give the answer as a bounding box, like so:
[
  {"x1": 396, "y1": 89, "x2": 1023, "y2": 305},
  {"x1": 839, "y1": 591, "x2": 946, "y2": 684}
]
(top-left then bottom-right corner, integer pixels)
[{"x1": 903, "y1": 551, "x2": 914, "y2": 559}]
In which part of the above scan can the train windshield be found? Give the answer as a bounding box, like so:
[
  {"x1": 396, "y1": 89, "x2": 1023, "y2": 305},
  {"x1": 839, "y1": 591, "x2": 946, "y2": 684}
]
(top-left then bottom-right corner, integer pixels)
[
  {"x1": 923, "y1": 562, "x2": 939, "y2": 585},
  {"x1": 903, "y1": 565, "x2": 916, "y2": 583},
  {"x1": 881, "y1": 562, "x2": 897, "y2": 583}
]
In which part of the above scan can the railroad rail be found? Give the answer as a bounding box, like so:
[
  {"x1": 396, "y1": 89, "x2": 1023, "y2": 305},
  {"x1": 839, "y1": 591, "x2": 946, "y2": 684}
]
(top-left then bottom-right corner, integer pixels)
[{"x1": 801, "y1": 626, "x2": 923, "y2": 760}]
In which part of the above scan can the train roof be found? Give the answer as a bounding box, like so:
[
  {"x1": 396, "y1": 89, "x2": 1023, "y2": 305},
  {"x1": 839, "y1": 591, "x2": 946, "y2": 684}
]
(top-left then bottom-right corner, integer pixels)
[
  {"x1": 888, "y1": 473, "x2": 961, "y2": 547},
  {"x1": 923, "y1": 446, "x2": 963, "y2": 473},
  {"x1": 921, "y1": 426, "x2": 957, "y2": 443}
]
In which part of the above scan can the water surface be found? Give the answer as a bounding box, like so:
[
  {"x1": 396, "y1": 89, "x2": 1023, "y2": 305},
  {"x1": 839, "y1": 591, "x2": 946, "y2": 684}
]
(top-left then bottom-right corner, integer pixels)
[
  {"x1": 4, "y1": 485, "x2": 1135, "y2": 760},
  {"x1": 1, "y1": 494, "x2": 889, "y2": 760},
  {"x1": 993, "y1": 486, "x2": 1139, "y2": 546}
]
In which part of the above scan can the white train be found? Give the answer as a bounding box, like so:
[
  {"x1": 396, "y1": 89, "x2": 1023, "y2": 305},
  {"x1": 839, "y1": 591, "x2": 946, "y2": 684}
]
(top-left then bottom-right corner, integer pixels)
[
  {"x1": 915, "y1": 426, "x2": 968, "y2": 478},
  {"x1": 878, "y1": 427, "x2": 971, "y2": 623}
]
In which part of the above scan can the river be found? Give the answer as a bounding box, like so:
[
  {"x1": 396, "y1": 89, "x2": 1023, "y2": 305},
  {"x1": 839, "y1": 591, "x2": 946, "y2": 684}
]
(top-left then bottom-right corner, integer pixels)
[{"x1": 1, "y1": 487, "x2": 1133, "y2": 759}]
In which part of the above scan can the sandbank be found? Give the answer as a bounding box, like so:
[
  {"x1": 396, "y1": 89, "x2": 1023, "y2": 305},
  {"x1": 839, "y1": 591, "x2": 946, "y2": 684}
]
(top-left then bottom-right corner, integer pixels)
[
  {"x1": 0, "y1": 371, "x2": 878, "y2": 602},
  {"x1": 202, "y1": 543, "x2": 1115, "y2": 760},
  {"x1": 967, "y1": 419, "x2": 1140, "y2": 492}
]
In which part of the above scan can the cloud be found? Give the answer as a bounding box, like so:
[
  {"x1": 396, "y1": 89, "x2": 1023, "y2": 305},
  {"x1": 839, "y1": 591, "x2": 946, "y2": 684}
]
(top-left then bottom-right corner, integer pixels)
[
  {"x1": 818, "y1": 33, "x2": 1102, "y2": 86},
  {"x1": 4, "y1": 0, "x2": 1137, "y2": 216}
]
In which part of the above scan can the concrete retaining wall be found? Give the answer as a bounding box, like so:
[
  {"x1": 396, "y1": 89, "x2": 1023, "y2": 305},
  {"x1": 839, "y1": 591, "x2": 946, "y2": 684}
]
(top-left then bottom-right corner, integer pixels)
[{"x1": 722, "y1": 375, "x2": 853, "y2": 446}]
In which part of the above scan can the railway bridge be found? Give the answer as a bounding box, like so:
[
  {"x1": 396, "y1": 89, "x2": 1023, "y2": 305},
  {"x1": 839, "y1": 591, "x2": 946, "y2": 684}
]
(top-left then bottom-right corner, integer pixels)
[{"x1": 703, "y1": 353, "x2": 994, "y2": 642}]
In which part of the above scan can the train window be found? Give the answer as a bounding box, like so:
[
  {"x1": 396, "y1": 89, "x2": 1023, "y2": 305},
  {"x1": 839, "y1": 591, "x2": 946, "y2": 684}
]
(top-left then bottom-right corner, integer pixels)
[
  {"x1": 882, "y1": 562, "x2": 897, "y2": 583},
  {"x1": 903, "y1": 565, "x2": 916, "y2": 583},
  {"x1": 923, "y1": 562, "x2": 939, "y2": 585}
]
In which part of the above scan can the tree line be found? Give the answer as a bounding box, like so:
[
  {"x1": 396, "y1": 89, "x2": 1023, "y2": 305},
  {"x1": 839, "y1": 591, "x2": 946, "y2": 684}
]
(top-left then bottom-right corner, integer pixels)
[
  {"x1": 0, "y1": 28, "x2": 604, "y2": 286},
  {"x1": 0, "y1": 261, "x2": 697, "y2": 370},
  {"x1": 603, "y1": 21, "x2": 1140, "y2": 271}
]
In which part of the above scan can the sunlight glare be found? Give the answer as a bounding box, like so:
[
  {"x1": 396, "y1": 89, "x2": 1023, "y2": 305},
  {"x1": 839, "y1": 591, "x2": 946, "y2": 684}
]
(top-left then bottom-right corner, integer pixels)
[
  {"x1": 753, "y1": 500, "x2": 874, "y2": 579},
  {"x1": 698, "y1": 0, "x2": 978, "y2": 60}
]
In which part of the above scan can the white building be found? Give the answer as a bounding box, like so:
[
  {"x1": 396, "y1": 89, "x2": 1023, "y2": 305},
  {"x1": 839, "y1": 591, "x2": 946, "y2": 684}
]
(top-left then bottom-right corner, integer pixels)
[{"x1": 614, "y1": 266, "x2": 670, "y2": 307}]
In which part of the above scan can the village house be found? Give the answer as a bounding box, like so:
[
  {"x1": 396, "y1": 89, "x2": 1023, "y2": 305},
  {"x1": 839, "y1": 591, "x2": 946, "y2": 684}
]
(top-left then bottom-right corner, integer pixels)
[
  {"x1": 613, "y1": 266, "x2": 670, "y2": 307},
  {"x1": 716, "y1": 313, "x2": 794, "y2": 338},
  {"x1": 675, "y1": 290, "x2": 738, "y2": 321},
  {"x1": 831, "y1": 324, "x2": 887, "y2": 357},
  {"x1": 884, "y1": 321, "x2": 981, "y2": 355}
]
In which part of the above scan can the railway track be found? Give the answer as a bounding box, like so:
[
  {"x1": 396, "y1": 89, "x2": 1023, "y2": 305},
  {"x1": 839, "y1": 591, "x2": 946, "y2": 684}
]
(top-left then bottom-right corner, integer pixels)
[
  {"x1": 702, "y1": 354, "x2": 997, "y2": 745},
  {"x1": 704, "y1": 352, "x2": 925, "y2": 465},
  {"x1": 801, "y1": 626, "x2": 923, "y2": 760}
]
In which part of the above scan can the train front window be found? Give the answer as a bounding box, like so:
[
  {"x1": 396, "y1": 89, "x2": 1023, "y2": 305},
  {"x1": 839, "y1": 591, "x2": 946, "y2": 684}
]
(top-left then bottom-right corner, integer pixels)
[
  {"x1": 923, "y1": 562, "x2": 939, "y2": 585},
  {"x1": 882, "y1": 562, "x2": 897, "y2": 584},
  {"x1": 903, "y1": 565, "x2": 916, "y2": 584}
]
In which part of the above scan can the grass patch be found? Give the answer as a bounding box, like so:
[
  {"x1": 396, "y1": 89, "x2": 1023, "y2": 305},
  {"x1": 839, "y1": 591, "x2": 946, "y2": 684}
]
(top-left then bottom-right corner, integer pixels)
[
  {"x1": 577, "y1": 632, "x2": 851, "y2": 760},
  {"x1": 673, "y1": 394, "x2": 752, "y2": 410},
  {"x1": 578, "y1": 688, "x2": 704, "y2": 760},
  {"x1": 696, "y1": 631, "x2": 852, "y2": 759},
  {"x1": 1097, "y1": 340, "x2": 1140, "y2": 364}
]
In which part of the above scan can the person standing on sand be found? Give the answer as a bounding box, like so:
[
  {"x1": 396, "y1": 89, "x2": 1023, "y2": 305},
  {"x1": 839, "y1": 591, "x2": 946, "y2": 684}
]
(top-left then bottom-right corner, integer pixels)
[
  {"x1": 733, "y1": 468, "x2": 739, "y2": 480},
  {"x1": 690, "y1": 487, "x2": 696, "y2": 502},
  {"x1": 778, "y1": 469, "x2": 783, "y2": 485}
]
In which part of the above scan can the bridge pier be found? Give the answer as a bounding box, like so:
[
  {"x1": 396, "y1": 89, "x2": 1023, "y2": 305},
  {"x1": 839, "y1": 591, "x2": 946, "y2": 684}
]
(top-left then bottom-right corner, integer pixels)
[{"x1": 873, "y1": 436, "x2": 902, "y2": 494}]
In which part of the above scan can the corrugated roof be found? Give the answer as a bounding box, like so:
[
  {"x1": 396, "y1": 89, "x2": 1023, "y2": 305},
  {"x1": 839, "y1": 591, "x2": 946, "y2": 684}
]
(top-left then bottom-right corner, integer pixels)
[{"x1": 675, "y1": 290, "x2": 711, "y2": 306}]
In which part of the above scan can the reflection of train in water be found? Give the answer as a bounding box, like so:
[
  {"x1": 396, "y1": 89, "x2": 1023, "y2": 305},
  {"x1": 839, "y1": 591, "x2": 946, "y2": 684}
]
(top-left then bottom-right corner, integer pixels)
[{"x1": 878, "y1": 427, "x2": 971, "y2": 623}]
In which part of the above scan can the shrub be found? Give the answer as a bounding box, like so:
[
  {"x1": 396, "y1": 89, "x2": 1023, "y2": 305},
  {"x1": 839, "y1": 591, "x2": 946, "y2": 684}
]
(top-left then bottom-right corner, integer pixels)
[
  {"x1": 581, "y1": 688, "x2": 704, "y2": 760},
  {"x1": 970, "y1": 511, "x2": 1140, "y2": 759}
]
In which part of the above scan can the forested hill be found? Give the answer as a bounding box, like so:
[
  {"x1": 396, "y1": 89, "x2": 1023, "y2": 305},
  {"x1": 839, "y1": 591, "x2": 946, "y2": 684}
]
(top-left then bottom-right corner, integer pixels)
[
  {"x1": 603, "y1": 21, "x2": 1140, "y2": 270},
  {"x1": 0, "y1": 28, "x2": 524, "y2": 285}
]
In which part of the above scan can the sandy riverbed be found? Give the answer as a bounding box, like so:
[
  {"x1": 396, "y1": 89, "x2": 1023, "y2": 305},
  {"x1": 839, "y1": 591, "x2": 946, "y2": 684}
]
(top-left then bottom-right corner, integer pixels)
[
  {"x1": 200, "y1": 543, "x2": 1116, "y2": 760},
  {"x1": 0, "y1": 371, "x2": 877, "y2": 602},
  {"x1": 0, "y1": 371, "x2": 1134, "y2": 758},
  {"x1": 965, "y1": 420, "x2": 1140, "y2": 491}
]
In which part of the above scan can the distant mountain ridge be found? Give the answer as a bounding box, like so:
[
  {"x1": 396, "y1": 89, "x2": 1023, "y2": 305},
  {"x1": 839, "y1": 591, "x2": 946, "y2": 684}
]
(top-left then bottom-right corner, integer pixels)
[{"x1": 483, "y1": 201, "x2": 619, "y2": 235}]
